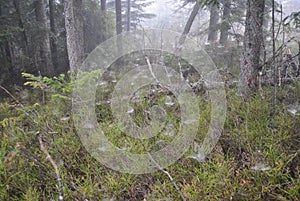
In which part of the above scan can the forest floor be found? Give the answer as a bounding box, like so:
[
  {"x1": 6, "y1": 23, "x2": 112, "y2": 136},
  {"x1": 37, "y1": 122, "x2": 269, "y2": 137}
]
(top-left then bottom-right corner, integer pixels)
[{"x1": 0, "y1": 73, "x2": 299, "y2": 200}]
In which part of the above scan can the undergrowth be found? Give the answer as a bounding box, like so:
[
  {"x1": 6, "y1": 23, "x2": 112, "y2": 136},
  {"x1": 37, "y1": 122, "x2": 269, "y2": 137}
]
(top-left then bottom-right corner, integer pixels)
[{"x1": 0, "y1": 73, "x2": 299, "y2": 200}]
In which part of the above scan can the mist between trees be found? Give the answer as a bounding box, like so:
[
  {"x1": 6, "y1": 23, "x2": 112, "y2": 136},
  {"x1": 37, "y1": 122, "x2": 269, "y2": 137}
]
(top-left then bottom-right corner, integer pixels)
[{"x1": 0, "y1": 0, "x2": 300, "y2": 200}]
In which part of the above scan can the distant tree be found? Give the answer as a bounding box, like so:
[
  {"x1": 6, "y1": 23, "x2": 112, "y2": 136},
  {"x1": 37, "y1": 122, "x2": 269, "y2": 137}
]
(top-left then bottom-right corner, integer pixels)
[
  {"x1": 115, "y1": 0, "x2": 123, "y2": 56},
  {"x1": 101, "y1": 0, "x2": 107, "y2": 11},
  {"x1": 207, "y1": 3, "x2": 220, "y2": 43},
  {"x1": 177, "y1": 0, "x2": 221, "y2": 44},
  {"x1": 126, "y1": 0, "x2": 155, "y2": 30},
  {"x1": 219, "y1": 0, "x2": 231, "y2": 47},
  {"x1": 83, "y1": 0, "x2": 109, "y2": 53},
  {"x1": 108, "y1": 0, "x2": 155, "y2": 30},
  {"x1": 126, "y1": 0, "x2": 131, "y2": 31},
  {"x1": 101, "y1": 0, "x2": 108, "y2": 40},
  {"x1": 239, "y1": 0, "x2": 266, "y2": 95},
  {"x1": 179, "y1": 1, "x2": 200, "y2": 45}
]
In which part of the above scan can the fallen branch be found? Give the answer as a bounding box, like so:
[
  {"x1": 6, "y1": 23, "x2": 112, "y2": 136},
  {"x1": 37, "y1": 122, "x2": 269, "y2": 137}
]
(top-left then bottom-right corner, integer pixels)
[
  {"x1": 144, "y1": 56, "x2": 186, "y2": 201},
  {"x1": 36, "y1": 131, "x2": 64, "y2": 201}
]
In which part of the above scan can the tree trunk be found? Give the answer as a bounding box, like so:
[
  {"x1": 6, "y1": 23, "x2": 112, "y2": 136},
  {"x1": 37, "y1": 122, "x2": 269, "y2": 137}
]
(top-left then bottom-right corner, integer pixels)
[
  {"x1": 207, "y1": 4, "x2": 219, "y2": 44},
  {"x1": 239, "y1": 0, "x2": 265, "y2": 96},
  {"x1": 298, "y1": 41, "x2": 300, "y2": 76},
  {"x1": 126, "y1": 0, "x2": 131, "y2": 32},
  {"x1": 179, "y1": 1, "x2": 200, "y2": 46},
  {"x1": 35, "y1": 0, "x2": 54, "y2": 77},
  {"x1": 115, "y1": 0, "x2": 123, "y2": 56},
  {"x1": 219, "y1": 0, "x2": 231, "y2": 47},
  {"x1": 101, "y1": 0, "x2": 106, "y2": 11},
  {"x1": 101, "y1": 0, "x2": 107, "y2": 41},
  {"x1": 49, "y1": 0, "x2": 58, "y2": 71},
  {"x1": 13, "y1": 0, "x2": 28, "y2": 50},
  {"x1": 64, "y1": 0, "x2": 84, "y2": 72}
]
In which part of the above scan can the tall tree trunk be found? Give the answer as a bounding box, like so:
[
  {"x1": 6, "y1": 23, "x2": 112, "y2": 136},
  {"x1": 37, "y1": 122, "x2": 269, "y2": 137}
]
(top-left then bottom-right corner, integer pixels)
[
  {"x1": 101, "y1": 0, "x2": 106, "y2": 11},
  {"x1": 298, "y1": 41, "x2": 300, "y2": 77},
  {"x1": 35, "y1": 0, "x2": 54, "y2": 76},
  {"x1": 13, "y1": 0, "x2": 28, "y2": 51},
  {"x1": 239, "y1": 0, "x2": 265, "y2": 96},
  {"x1": 219, "y1": 0, "x2": 231, "y2": 47},
  {"x1": 5, "y1": 41, "x2": 17, "y2": 77},
  {"x1": 49, "y1": 0, "x2": 58, "y2": 71},
  {"x1": 101, "y1": 0, "x2": 107, "y2": 41},
  {"x1": 207, "y1": 4, "x2": 219, "y2": 44},
  {"x1": 126, "y1": 0, "x2": 131, "y2": 32},
  {"x1": 64, "y1": 0, "x2": 84, "y2": 71},
  {"x1": 115, "y1": 0, "x2": 123, "y2": 57},
  {"x1": 179, "y1": 1, "x2": 200, "y2": 46}
]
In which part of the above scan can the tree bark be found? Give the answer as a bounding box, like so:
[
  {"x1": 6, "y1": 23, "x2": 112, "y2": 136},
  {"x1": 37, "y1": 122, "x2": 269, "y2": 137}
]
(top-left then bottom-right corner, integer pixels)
[
  {"x1": 101, "y1": 0, "x2": 107, "y2": 41},
  {"x1": 13, "y1": 0, "x2": 28, "y2": 50},
  {"x1": 297, "y1": 41, "x2": 300, "y2": 77},
  {"x1": 126, "y1": 0, "x2": 131, "y2": 32},
  {"x1": 49, "y1": 0, "x2": 58, "y2": 71},
  {"x1": 219, "y1": 0, "x2": 231, "y2": 47},
  {"x1": 35, "y1": 0, "x2": 54, "y2": 76},
  {"x1": 64, "y1": 0, "x2": 84, "y2": 71},
  {"x1": 179, "y1": 1, "x2": 200, "y2": 46},
  {"x1": 101, "y1": 0, "x2": 106, "y2": 11},
  {"x1": 208, "y1": 4, "x2": 219, "y2": 44},
  {"x1": 115, "y1": 0, "x2": 123, "y2": 56},
  {"x1": 239, "y1": 0, "x2": 265, "y2": 96}
]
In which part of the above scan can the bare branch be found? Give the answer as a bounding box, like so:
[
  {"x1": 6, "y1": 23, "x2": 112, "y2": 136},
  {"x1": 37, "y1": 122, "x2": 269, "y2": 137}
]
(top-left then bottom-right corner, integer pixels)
[{"x1": 36, "y1": 132, "x2": 64, "y2": 201}]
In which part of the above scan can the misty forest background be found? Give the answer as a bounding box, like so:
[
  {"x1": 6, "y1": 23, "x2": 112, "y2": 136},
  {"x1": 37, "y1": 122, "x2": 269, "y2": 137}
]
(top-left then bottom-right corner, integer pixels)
[{"x1": 0, "y1": 0, "x2": 300, "y2": 200}]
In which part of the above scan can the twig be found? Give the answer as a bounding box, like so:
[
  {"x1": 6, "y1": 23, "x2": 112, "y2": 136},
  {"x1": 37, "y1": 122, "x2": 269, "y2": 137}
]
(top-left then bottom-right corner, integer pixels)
[
  {"x1": 145, "y1": 56, "x2": 160, "y2": 83},
  {"x1": 137, "y1": 136, "x2": 186, "y2": 201},
  {"x1": 1, "y1": 85, "x2": 64, "y2": 200},
  {"x1": 0, "y1": 85, "x2": 38, "y2": 122},
  {"x1": 36, "y1": 132, "x2": 64, "y2": 201},
  {"x1": 0, "y1": 85, "x2": 24, "y2": 107},
  {"x1": 258, "y1": 37, "x2": 295, "y2": 70},
  {"x1": 144, "y1": 56, "x2": 186, "y2": 200}
]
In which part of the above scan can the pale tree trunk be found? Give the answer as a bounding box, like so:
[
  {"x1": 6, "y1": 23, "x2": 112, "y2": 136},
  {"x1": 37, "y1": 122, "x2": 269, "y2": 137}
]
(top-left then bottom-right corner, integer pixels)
[
  {"x1": 49, "y1": 0, "x2": 58, "y2": 71},
  {"x1": 64, "y1": 0, "x2": 84, "y2": 71},
  {"x1": 115, "y1": 0, "x2": 123, "y2": 56},
  {"x1": 239, "y1": 0, "x2": 265, "y2": 96},
  {"x1": 101, "y1": 0, "x2": 107, "y2": 40},
  {"x1": 219, "y1": 0, "x2": 231, "y2": 47},
  {"x1": 35, "y1": 0, "x2": 54, "y2": 76},
  {"x1": 179, "y1": 1, "x2": 200, "y2": 45},
  {"x1": 126, "y1": 0, "x2": 131, "y2": 32},
  {"x1": 207, "y1": 4, "x2": 219, "y2": 44}
]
